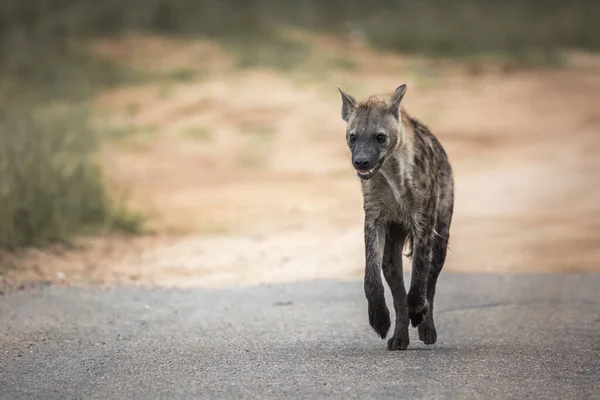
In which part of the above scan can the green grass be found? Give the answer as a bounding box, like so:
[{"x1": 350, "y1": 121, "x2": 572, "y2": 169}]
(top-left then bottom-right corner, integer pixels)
[
  {"x1": 0, "y1": 102, "x2": 144, "y2": 249},
  {"x1": 157, "y1": 83, "x2": 175, "y2": 100},
  {"x1": 0, "y1": 44, "x2": 143, "y2": 103},
  {"x1": 162, "y1": 68, "x2": 204, "y2": 82},
  {"x1": 105, "y1": 123, "x2": 159, "y2": 141},
  {"x1": 238, "y1": 126, "x2": 276, "y2": 169},
  {"x1": 330, "y1": 56, "x2": 357, "y2": 71},
  {"x1": 232, "y1": 36, "x2": 312, "y2": 71},
  {"x1": 125, "y1": 103, "x2": 141, "y2": 117},
  {"x1": 184, "y1": 126, "x2": 213, "y2": 141},
  {"x1": 103, "y1": 123, "x2": 160, "y2": 153}
]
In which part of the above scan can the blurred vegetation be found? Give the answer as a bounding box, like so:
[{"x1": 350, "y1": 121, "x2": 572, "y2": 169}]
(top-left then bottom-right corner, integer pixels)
[
  {"x1": 0, "y1": 102, "x2": 144, "y2": 249},
  {"x1": 2, "y1": 1, "x2": 598, "y2": 69},
  {"x1": 0, "y1": 0, "x2": 598, "y2": 249},
  {"x1": 1, "y1": 0, "x2": 598, "y2": 94},
  {"x1": 1, "y1": 1, "x2": 598, "y2": 98}
]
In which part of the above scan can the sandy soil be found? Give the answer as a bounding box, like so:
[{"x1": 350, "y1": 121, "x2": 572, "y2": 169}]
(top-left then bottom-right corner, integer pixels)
[{"x1": 2, "y1": 34, "x2": 599, "y2": 288}]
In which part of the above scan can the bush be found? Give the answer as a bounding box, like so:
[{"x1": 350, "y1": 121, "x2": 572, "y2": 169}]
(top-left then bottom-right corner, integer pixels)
[
  {"x1": 1, "y1": 1, "x2": 599, "y2": 66},
  {"x1": 356, "y1": 0, "x2": 599, "y2": 60},
  {"x1": 0, "y1": 102, "x2": 143, "y2": 249}
]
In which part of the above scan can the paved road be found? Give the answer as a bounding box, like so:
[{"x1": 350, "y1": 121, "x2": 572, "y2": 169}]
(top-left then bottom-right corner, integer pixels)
[{"x1": 1, "y1": 273, "x2": 599, "y2": 399}]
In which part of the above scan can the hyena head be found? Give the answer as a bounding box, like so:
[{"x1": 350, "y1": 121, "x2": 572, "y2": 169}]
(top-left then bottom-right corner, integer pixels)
[{"x1": 337, "y1": 85, "x2": 407, "y2": 179}]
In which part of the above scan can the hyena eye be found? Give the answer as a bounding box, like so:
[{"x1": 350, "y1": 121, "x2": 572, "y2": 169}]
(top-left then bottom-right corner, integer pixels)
[
  {"x1": 348, "y1": 134, "x2": 357, "y2": 144},
  {"x1": 376, "y1": 134, "x2": 386, "y2": 143}
]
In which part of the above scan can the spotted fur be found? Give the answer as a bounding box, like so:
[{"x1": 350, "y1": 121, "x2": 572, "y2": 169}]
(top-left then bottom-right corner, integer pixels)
[{"x1": 338, "y1": 84, "x2": 454, "y2": 350}]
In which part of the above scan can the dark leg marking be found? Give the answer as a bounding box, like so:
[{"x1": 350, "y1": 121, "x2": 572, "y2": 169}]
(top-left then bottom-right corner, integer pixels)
[
  {"x1": 418, "y1": 218, "x2": 451, "y2": 344},
  {"x1": 407, "y1": 238, "x2": 431, "y2": 328},
  {"x1": 364, "y1": 219, "x2": 390, "y2": 339},
  {"x1": 382, "y1": 222, "x2": 410, "y2": 350}
]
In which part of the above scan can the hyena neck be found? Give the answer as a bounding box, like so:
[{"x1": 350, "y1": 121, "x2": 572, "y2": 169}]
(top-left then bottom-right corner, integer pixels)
[{"x1": 383, "y1": 109, "x2": 415, "y2": 178}]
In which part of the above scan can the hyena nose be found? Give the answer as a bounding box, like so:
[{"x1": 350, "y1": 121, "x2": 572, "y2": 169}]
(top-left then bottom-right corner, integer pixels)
[{"x1": 354, "y1": 158, "x2": 370, "y2": 169}]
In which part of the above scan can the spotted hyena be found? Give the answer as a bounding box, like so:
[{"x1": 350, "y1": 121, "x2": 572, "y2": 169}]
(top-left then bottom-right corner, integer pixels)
[{"x1": 338, "y1": 84, "x2": 454, "y2": 350}]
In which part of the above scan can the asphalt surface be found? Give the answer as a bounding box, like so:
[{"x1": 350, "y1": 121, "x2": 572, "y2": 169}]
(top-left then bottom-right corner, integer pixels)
[{"x1": 1, "y1": 273, "x2": 599, "y2": 399}]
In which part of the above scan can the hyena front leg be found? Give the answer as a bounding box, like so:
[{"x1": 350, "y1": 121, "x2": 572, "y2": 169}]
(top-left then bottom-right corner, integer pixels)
[
  {"x1": 407, "y1": 238, "x2": 432, "y2": 328},
  {"x1": 418, "y1": 218, "x2": 451, "y2": 344},
  {"x1": 382, "y1": 222, "x2": 410, "y2": 350},
  {"x1": 364, "y1": 218, "x2": 390, "y2": 339}
]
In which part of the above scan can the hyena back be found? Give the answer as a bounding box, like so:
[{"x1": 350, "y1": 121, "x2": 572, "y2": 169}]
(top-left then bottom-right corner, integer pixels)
[{"x1": 337, "y1": 84, "x2": 454, "y2": 351}]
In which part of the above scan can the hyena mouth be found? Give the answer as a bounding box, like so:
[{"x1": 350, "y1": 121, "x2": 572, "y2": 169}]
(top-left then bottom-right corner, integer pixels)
[{"x1": 357, "y1": 159, "x2": 384, "y2": 179}]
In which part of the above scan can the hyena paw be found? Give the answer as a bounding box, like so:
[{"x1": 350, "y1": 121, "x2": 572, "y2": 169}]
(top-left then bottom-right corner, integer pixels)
[
  {"x1": 407, "y1": 295, "x2": 429, "y2": 328},
  {"x1": 418, "y1": 322, "x2": 437, "y2": 345},
  {"x1": 387, "y1": 335, "x2": 410, "y2": 351},
  {"x1": 368, "y1": 300, "x2": 391, "y2": 339}
]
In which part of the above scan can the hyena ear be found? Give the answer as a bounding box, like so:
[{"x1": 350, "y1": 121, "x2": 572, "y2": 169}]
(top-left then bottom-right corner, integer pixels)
[
  {"x1": 390, "y1": 84, "x2": 407, "y2": 118},
  {"x1": 337, "y1": 86, "x2": 357, "y2": 123}
]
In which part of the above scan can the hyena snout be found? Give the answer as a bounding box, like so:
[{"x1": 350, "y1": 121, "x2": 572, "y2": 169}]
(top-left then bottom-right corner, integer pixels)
[
  {"x1": 352, "y1": 146, "x2": 379, "y2": 170},
  {"x1": 352, "y1": 147, "x2": 382, "y2": 178},
  {"x1": 353, "y1": 155, "x2": 372, "y2": 170}
]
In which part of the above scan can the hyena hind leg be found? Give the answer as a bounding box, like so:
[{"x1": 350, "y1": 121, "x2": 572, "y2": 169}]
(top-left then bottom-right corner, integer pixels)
[
  {"x1": 406, "y1": 239, "x2": 432, "y2": 328},
  {"x1": 418, "y1": 222, "x2": 450, "y2": 345}
]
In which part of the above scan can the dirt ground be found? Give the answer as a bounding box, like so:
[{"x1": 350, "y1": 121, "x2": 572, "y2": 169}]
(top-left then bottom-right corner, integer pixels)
[{"x1": 2, "y1": 34, "x2": 600, "y2": 288}]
